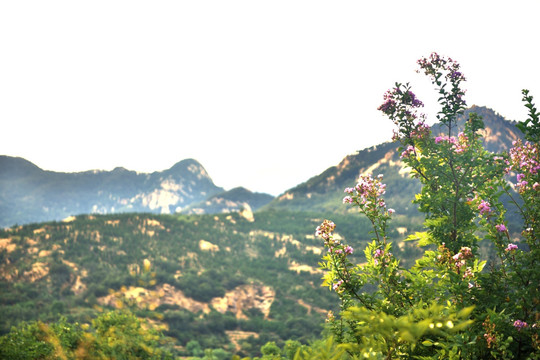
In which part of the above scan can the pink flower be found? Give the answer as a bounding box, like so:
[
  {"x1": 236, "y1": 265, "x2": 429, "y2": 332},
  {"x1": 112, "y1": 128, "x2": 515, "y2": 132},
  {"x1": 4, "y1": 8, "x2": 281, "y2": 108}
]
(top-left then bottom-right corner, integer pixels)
[
  {"x1": 495, "y1": 224, "x2": 507, "y2": 232},
  {"x1": 478, "y1": 200, "x2": 491, "y2": 215},
  {"x1": 344, "y1": 245, "x2": 354, "y2": 255},
  {"x1": 505, "y1": 243, "x2": 518, "y2": 252},
  {"x1": 374, "y1": 249, "x2": 384, "y2": 258},
  {"x1": 388, "y1": 208, "x2": 395, "y2": 215},
  {"x1": 513, "y1": 320, "x2": 528, "y2": 331},
  {"x1": 332, "y1": 280, "x2": 344, "y2": 292},
  {"x1": 435, "y1": 136, "x2": 444, "y2": 144},
  {"x1": 343, "y1": 196, "x2": 353, "y2": 204}
]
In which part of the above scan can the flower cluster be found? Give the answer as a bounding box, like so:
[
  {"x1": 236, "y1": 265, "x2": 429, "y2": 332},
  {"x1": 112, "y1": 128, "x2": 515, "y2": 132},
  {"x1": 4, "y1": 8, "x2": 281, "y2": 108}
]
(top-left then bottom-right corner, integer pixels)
[
  {"x1": 316, "y1": 220, "x2": 355, "y2": 258},
  {"x1": 495, "y1": 224, "x2": 507, "y2": 233},
  {"x1": 433, "y1": 132, "x2": 469, "y2": 153},
  {"x1": 410, "y1": 120, "x2": 430, "y2": 139},
  {"x1": 400, "y1": 145, "x2": 416, "y2": 159},
  {"x1": 477, "y1": 200, "x2": 492, "y2": 216},
  {"x1": 332, "y1": 279, "x2": 344, "y2": 293},
  {"x1": 417, "y1": 52, "x2": 467, "y2": 85},
  {"x1": 506, "y1": 140, "x2": 540, "y2": 193},
  {"x1": 372, "y1": 248, "x2": 392, "y2": 266},
  {"x1": 483, "y1": 317, "x2": 497, "y2": 349},
  {"x1": 378, "y1": 87, "x2": 424, "y2": 118},
  {"x1": 505, "y1": 243, "x2": 518, "y2": 252},
  {"x1": 315, "y1": 219, "x2": 336, "y2": 241},
  {"x1": 513, "y1": 319, "x2": 528, "y2": 331},
  {"x1": 452, "y1": 246, "x2": 474, "y2": 269},
  {"x1": 342, "y1": 174, "x2": 394, "y2": 217}
]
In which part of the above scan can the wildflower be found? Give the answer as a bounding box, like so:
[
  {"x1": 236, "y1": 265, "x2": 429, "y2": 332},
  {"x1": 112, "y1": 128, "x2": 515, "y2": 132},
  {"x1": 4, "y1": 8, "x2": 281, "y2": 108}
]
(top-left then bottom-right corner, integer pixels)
[
  {"x1": 505, "y1": 243, "x2": 518, "y2": 252},
  {"x1": 332, "y1": 280, "x2": 344, "y2": 292},
  {"x1": 344, "y1": 187, "x2": 354, "y2": 194},
  {"x1": 478, "y1": 200, "x2": 491, "y2": 215},
  {"x1": 400, "y1": 145, "x2": 415, "y2": 159},
  {"x1": 435, "y1": 136, "x2": 444, "y2": 144},
  {"x1": 344, "y1": 245, "x2": 354, "y2": 255},
  {"x1": 513, "y1": 320, "x2": 528, "y2": 331},
  {"x1": 495, "y1": 224, "x2": 507, "y2": 232},
  {"x1": 316, "y1": 220, "x2": 336, "y2": 241},
  {"x1": 387, "y1": 208, "x2": 395, "y2": 215},
  {"x1": 326, "y1": 310, "x2": 335, "y2": 323},
  {"x1": 343, "y1": 196, "x2": 353, "y2": 204}
]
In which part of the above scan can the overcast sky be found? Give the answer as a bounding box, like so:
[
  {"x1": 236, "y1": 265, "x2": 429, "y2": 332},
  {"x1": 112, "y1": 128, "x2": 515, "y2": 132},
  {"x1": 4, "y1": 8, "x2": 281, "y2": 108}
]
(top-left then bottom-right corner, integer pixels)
[{"x1": 1, "y1": 1, "x2": 539, "y2": 196}]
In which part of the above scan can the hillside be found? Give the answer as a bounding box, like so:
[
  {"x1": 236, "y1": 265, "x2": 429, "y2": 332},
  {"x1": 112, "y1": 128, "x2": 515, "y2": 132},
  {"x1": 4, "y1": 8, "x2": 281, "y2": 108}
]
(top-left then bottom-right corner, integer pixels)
[
  {"x1": 267, "y1": 106, "x2": 523, "y2": 217},
  {"x1": 0, "y1": 207, "x2": 430, "y2": 357},
  {"x1": 0, "y1": 211, "x2": 333, "y2": 356},
  {"x1": 182, "y1": 187, "x2": 274, "y2": 215}
]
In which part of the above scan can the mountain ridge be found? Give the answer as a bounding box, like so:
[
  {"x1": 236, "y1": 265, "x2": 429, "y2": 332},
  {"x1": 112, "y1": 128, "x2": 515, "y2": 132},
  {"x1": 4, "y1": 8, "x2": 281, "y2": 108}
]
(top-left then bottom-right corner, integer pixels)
[
  {"x1": 0, "y1": 158, "x2": 227, "y2": 227},
  {"x1": 1, "y1": 106, "x2": 522, "y2": 228},
  {"x1": 265, "y1": 106, "x2": 524, "y2": 215}
]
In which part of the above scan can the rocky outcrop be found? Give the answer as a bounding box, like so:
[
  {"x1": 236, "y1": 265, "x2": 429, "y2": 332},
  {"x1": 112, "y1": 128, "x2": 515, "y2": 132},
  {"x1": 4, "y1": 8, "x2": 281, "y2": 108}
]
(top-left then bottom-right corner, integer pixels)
[{"x1": 98, "y1": 282, "x2": 275, "y2": 320}]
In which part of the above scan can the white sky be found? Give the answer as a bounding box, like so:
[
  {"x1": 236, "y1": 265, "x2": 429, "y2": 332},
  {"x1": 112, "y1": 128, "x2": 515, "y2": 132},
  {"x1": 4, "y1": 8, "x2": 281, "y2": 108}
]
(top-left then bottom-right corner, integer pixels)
[{"x1": 1, "y1": 1, "x2": 539, "y2": 196}]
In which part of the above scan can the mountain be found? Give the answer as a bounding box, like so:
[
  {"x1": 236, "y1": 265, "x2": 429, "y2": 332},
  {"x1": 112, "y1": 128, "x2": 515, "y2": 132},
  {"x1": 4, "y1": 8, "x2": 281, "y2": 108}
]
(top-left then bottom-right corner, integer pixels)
[
  {"x1": 0, "y1": 158, "x2": 225, "y2": 228},
  {"x1": 266, "y1": 106, "x2": 524, "y2": 216},
  {"x1": 0, "y1": 211, "x2": 346, "y2": 356},
  {"x1": 182, "y1": 187, "x2": 274, "y2": 216},
  {"x1": 0, "y1": 106, "x2": 526, "y2": 357}
]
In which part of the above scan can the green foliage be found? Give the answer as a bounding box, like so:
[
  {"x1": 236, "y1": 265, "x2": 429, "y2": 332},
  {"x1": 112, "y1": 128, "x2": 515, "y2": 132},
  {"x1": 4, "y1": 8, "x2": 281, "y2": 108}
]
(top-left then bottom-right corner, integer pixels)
[
  {"x1": 517, "y1": 89, "x2": 540, "y2": 143},
  {"x1": 0, "y1": 311, "x2": 172, "y2": 359},
  {"x1": 315, "y1": 53, "x2": 540, "y2": 359}
]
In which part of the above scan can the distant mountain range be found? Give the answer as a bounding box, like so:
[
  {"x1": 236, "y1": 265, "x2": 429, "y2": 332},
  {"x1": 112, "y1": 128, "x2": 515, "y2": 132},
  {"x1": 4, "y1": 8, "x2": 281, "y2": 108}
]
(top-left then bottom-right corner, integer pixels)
[
  {"x1": 0, "y1": 106, "x2": 523, "y2": 228},
  {"x1": 0, "y1": 157, "x2": 273, "y2": 228}
]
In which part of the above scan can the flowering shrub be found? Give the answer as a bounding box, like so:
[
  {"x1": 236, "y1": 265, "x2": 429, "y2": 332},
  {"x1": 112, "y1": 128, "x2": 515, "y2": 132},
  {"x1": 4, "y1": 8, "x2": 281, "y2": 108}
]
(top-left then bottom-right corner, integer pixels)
[{"x1": 317, "y1": 53, "x2": 539, "y2": 359}]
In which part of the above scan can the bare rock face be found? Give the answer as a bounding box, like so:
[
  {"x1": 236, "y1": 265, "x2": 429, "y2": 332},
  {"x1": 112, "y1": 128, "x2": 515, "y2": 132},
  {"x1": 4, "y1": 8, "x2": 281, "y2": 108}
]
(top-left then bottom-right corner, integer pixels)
[
  {"x1": 211, "y1": 284, "x2": 275, "y2": 319},
  {"x1": 98, "y1": 282, "x2": 275, "y2": 320}
]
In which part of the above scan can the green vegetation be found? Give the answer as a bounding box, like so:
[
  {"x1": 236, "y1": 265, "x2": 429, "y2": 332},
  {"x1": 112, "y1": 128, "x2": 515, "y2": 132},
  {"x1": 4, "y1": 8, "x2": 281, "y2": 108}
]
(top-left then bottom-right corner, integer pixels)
[{"x1": 1, "y1": 53, "x2": 538, "y2": 359}]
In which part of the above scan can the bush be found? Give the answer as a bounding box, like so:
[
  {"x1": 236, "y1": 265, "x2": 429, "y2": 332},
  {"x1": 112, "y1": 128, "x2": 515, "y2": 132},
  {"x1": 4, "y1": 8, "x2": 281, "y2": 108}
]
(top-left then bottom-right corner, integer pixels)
[{"x1": 315, "y1": 53, "x2": 539, "y2": 359}]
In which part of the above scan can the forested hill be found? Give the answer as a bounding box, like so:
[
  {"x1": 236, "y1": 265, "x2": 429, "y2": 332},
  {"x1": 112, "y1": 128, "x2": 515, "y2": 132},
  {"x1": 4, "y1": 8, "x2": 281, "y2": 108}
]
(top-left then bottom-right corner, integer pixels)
[
  {"x1": 266, "y1": 106, "x2": 523, "y2": 215},
  {"x1": 0, "y1": 210, "x2": 377, "y2": 356}
]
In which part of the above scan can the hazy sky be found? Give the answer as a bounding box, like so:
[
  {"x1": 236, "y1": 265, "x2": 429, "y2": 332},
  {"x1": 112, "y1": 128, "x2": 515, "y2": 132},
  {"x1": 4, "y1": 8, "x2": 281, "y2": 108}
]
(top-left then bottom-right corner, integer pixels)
[{"x1": 1, "y1": 1, "x2": 539, "y2": 196}]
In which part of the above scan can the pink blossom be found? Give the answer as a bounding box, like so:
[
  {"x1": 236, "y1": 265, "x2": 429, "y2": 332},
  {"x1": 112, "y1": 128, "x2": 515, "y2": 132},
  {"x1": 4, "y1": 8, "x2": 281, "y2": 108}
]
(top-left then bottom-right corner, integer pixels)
[
  {"x1": 495, "y1": 224, "x2": 507, "y2": 232},
  {"x1": 343, "y1": 196, "x2": 353, "y2": 204},
  {"x1": 478, "y1": 200, "x2": 491, "y2": 215},
  {"x1": 332, "y1": 279, "x2": 344, "y2": 292},
  {"x1": 505, "y1": 243, "x2": 518, "y2": 252},
  {"x1": 344, "y1": 245, "x2": 354, "y2": 255},
  {"x1": 374, "y1": 249, "x2": 384, "y2": 258},
  {"x1": 513, "y1": 320, "x2": 528, "y2": 331}
]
